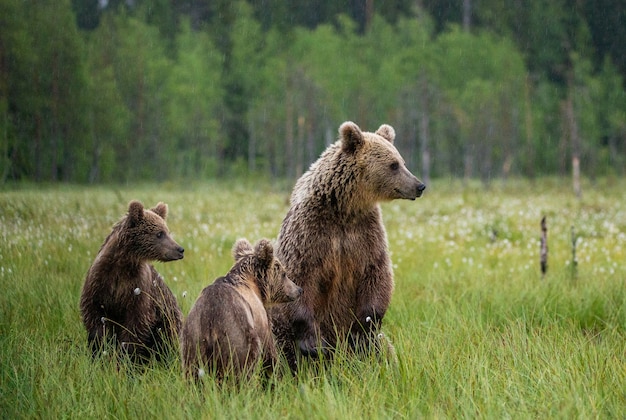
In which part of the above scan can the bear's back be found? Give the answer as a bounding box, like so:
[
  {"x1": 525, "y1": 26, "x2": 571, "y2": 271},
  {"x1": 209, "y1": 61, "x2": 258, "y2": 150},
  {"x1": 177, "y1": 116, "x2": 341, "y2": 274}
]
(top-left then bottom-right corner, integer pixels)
[{"x1": 181, "y1": 279, "x2": 269, "y2": 375}]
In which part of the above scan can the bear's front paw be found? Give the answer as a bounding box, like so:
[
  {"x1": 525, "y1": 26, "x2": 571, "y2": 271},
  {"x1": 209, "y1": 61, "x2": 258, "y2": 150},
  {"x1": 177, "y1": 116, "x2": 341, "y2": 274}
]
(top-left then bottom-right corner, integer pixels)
[
  {"x1": 349, "y1": 316, "x2": 384, "y2": 354},
  {"x1": 297, "y1": 335, "x2": 330, "y2": 359}
]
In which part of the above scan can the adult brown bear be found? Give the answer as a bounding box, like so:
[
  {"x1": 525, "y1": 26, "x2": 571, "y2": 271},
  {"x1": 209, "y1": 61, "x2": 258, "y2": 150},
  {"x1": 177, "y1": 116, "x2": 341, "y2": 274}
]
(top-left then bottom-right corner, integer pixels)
[{"x1": 270, "y1": 121, "x2": 425, "y2": 370}]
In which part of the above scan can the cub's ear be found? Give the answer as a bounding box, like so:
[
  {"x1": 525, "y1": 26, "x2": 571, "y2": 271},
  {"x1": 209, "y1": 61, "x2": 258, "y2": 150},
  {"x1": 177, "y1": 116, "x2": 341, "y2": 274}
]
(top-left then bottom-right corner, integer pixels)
[
  {"x1": 232, "y1": 238, "x2": 254, "y2": 261},
  {"x1": 339, "y1": 121, "x2": 364, "y2": 154},
  {"x1": 375, "y1": 124, "x2": 395, "y2": 143},
  {"x1": 127, "y1": 200, "x2": 144, "y2": 227},
  {"x1": 254, "y1": 239, "x2": 274, "y2": 271},
  {"x1": 151, "y1": 202, "x2": 168, "y2": 219}
]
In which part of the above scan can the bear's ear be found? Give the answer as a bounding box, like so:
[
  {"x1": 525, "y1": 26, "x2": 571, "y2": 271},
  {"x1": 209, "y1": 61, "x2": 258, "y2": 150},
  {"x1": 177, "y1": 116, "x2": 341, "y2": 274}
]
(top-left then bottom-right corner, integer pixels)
[
  {"x1": 339, "y1": 121, "x2": 364, "y2": 154},
  {"x1": 375, "y1": 124, "x2": 395, "y2": 144},
  {"x1": 232, "y1": 238, "x2": 254, "y2": 261},
  {"x1": 151, "y1": 202, "x2": 168, "y2": 219},
  {"x1": 254, "y1": 239, "x2": 274, "y2": 271},
  {"x1": 127, "y1": 200, "x2": 144, "y2": 226}
]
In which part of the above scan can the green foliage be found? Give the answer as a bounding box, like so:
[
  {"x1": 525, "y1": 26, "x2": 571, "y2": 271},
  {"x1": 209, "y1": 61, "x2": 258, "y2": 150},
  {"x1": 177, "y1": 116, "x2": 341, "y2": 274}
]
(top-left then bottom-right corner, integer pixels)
[
  {"x1": 165, "y1": 19, "x2": 223, "y2": 179},
  {"x1": 1, "y1": 0, "x2": 90, "y2": 181},
  {"x1": 1, "y1": 0, "x2": 625, "y2": 183},
  {"x1": 0, "y1": 179, "x2": 625, "y2": 417},
  {"x1": 82, "y1": 22, "x2": 131, "y2": 183},
  {"x1": 110, "y1": 13, "x2": 173, "y2": 181}
]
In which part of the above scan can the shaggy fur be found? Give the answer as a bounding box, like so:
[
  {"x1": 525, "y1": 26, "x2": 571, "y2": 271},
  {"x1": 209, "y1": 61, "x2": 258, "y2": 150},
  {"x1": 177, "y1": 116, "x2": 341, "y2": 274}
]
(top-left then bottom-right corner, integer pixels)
[
  {"x1": 80, "y1": 200, "x2": 184, "y2": 363},
  {"x1": 269, "y1": 121, "x2": 425, "y2": 370},
  {"x1": 180, "y1": 239, "x2": 302, "y2": 381}
]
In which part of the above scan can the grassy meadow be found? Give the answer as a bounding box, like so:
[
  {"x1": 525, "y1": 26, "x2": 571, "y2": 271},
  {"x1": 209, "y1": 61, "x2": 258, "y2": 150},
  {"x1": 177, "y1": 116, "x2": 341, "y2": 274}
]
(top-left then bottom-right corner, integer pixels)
[{"x1": 1, "y1": 178, "x2": 625, "y2": 418}]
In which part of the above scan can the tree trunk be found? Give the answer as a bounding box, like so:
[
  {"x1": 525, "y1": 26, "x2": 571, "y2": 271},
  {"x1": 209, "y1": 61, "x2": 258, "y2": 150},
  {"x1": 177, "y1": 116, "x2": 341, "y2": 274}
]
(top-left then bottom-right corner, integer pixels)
[
  {"x1": 564, "y1": 85, "x2": 581, "y2": 198},
  {"x1": 524, "y1": 76, "x2": 535, "y2": 178},
  {"x1": 572, "y1": 155, "x2": 581, "y2": 198},
  {"x1": 419, "y1": 73, "x2": 431, "y2": 186},
  {"x1": 306, "y1": 116, "x2": 315, "y2": 171},
  {"x1": 285, "y1": 72, "x2": 295, "y2": 179},
  {"x1": 50, "y1": 51, "x2": 59, "y2": 181},
  {"x1": 464, "y1": 147, "x2": 473, "y2": 182},
  {"x1": 296, "y1": 115, "x2": 305, "y2": 178},
  {"x1": 404, "y1": 91, "x2": 417, "y2": 171},
  {"x1": 89, "y1": 116, "x2": 101, "y2": 184},
  {"x1": 35, "y1": 113, "x2": 42, "y2": 182},
  {"x1": 558, "y1": 101, "x2": 568, "y2": 176},
  {"x1": 306, "y1": 83, "x2": 317, "y2": 168},
  {"x1": 607, "y1": 134, "x2": 623, "y2": 175},
  {"x1": 248, "y1": 118, "x2": 256, "y2": 173},
  {"x1": 364, "y1": 0, "x2": 374, "y2": 31},
  {"x1": 481, "y1": 116, "x2": 494, "y2": 185},
  {"x1": 463, "y1": 0, "x2": 472, "y2": 31}
]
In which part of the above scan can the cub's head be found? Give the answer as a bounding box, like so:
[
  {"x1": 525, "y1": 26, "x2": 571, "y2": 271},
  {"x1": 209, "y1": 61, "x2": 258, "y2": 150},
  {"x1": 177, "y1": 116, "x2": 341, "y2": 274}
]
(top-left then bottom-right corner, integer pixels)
[
  {"x1": 232, "y1": 238, "x2": 302, "y2": 305},
  {"x1": 339, "y1": 121, "x2": 426, "y2": 201},
  {"x1": 122, "y1": 200, "x2": 184, "y2": 262}
]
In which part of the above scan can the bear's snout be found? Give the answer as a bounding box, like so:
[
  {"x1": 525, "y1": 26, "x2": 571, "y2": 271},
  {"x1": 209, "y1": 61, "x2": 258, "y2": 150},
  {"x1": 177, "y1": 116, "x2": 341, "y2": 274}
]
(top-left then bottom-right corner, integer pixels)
[
  {"x1": 174, "y1": 246, "x2": 184, "y2": 260},
  {"x1": 176, "y1": 246, "x2": 185, "y2": 258},
  {"x1": 288, "y1": 285, "x2": 303, "y2": 301},
  {"x1": 396, "y1": 179, "x2": 426, "y2": 200},
  {"x1": 416, "y1": 182, "x2": 426, "y2": 197},
  {"x1": 164, "y1": 245, "x2": 184, "y2": 261}
]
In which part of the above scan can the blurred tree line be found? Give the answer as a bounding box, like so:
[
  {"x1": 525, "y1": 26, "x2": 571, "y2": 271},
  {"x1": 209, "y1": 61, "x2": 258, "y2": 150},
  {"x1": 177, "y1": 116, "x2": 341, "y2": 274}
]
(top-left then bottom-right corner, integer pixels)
[{"x1": 1, "y1": 0, "x2": 625, "y2": 184}]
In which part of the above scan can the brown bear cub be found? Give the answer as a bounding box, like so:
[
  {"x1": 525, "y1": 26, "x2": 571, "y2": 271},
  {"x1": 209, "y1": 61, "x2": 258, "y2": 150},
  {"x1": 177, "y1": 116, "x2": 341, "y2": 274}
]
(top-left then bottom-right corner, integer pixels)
[
  {"x1": 270, "y1": 121, "x2": 425, "y2": 370},
  {"x1": 180, "y1": 238, "x2": 302, "y2": 382},
  {"x1": 80, "y1": 200, "x2": 184, "y2": 363}
]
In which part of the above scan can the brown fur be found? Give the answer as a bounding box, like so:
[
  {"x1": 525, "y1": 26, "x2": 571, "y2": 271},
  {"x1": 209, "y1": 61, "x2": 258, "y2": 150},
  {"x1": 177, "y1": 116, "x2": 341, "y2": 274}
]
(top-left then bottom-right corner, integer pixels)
[
  {"x1": 80, "y1": 200, "x2": 184, "y2": 363},
  {"x1": 269, "y1": 121, "x2": 425, "y2": 369},
  {"x1": 180, "y1": 239, "x2": 302, "y2": 381}
]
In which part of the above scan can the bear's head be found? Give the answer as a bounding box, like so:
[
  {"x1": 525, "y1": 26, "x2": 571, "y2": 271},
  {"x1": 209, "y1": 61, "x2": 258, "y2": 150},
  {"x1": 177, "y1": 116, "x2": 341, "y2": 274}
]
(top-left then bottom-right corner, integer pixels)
[
  {"x1": 339, "y1": 121, "x2": 426, "y2": 202},
  {"x1": 122, "y1": 200, "x2": 185, "y2": 262},
  {"x1": 232, "y1": 238, "x2": 302, "y2": 305}
]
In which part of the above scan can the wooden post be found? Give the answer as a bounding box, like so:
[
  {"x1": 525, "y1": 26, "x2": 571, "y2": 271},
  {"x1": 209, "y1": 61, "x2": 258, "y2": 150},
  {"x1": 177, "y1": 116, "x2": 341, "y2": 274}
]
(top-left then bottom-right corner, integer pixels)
[{"x1": 540, "y1": 216, "x2": 548, "y2": 277}]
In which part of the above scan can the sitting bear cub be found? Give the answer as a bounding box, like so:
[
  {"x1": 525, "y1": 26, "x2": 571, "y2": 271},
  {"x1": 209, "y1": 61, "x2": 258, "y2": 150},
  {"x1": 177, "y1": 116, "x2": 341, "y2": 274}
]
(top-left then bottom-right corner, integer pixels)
[
  {"x1": 80, "y1": 200, "x2": 184, "y2": 363},
  {"x1": 181, "y1": 238, "x2": 302, "y2": 381}
]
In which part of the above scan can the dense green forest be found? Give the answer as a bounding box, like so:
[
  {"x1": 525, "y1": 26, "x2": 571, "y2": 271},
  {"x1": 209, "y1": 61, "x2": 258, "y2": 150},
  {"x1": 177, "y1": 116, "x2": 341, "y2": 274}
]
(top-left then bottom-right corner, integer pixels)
[{"x1": 1, "y1": 0, "x2": 625, "y2": 184}]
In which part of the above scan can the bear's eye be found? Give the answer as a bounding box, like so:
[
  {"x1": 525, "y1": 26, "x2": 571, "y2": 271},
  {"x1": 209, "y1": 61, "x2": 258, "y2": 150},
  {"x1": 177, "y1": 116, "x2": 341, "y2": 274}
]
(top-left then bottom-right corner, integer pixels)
[
  {"x1": 156, "y1": 231, "x2": 164, "y2": 239},
  {"x1": 390, "y1": 162, "x2": 399, "y2": 171}
]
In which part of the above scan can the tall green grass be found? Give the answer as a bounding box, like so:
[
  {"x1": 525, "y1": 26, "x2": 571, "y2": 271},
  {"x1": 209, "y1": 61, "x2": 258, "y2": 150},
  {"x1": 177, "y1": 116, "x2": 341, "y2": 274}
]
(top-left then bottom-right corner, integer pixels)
[{"x1": 1, "y1": 178, "x2": 625, "y2": 418}]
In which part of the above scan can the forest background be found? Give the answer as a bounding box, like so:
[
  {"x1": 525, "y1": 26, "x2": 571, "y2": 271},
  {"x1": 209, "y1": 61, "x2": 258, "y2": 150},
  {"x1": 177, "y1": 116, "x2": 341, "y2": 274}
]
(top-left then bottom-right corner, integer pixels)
[{"x1": 1, "y1": 0, "x2": 625, "y2": 186}]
